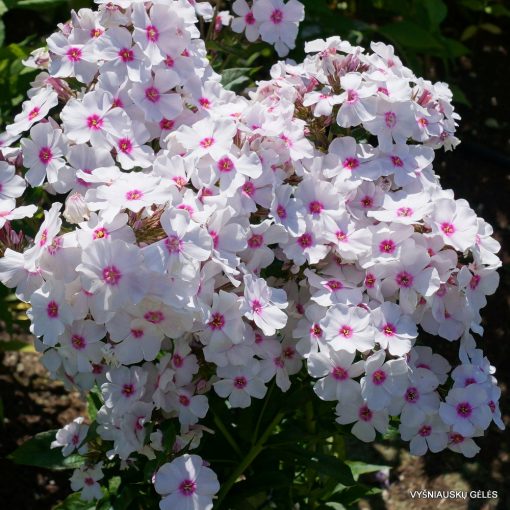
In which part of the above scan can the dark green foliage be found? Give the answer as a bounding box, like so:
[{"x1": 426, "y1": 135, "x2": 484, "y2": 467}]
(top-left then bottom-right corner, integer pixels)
[{"x1": 8, "y1": 430, "x2": 86, "y2": 470}]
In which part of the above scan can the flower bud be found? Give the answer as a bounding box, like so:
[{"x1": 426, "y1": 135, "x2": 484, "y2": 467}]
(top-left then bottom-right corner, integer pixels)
[{"x1": 63, "y1": 192, "x2": 90, "y2": 224}]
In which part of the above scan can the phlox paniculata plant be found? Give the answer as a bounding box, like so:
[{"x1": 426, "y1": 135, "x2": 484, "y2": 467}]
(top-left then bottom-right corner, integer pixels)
[{"x1": 0, "y1": 0, "x2": 504, "y2": 508}]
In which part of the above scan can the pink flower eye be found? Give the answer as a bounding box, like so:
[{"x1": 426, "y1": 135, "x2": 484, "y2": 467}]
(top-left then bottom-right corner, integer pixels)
[
  {"x1": 379, "y1": 239, "x2": 396, "y2": 253},
  {"x1": 160, "y1": 118, "x2": 175, "y2": 131},
  {"x1": 397, "y1": 207, "x2": 413, "y2": 217},
  {"x1": 365, "y1": 273, "x2": 376, "y2": 288},
  {"x1": 199, "y1": 97, "x2": 211, "y2": 109},
  {"x1": 332, "y1": 366, "x2": 348, "y2": 380},
  {"x1": 131, "y1": 328, "x2": 144, "y2": 338},
  {"x1": 441, "y1": 222, "x2": 455, "y2": 236},
  {"x1": 450, "y1": 433, "x2": 464, "y2": 444},
  {"x1": 125, "y1": 189, "x2": 143, "y2": 200},
  {"x1": 360, "y1": 195, "x2": 373, "y2": 208},
  {"x1": 71, "y1": 334, "x2": 86, "y2": 350},
  {"x1": 208, "y1": 312, "x2": 225, "y2": 330},
  {"x1": 234, "y1": 376, "x2": 248, "y2": 389},
  {"x1": 396, "y1": 271, "x2": 413, "y2": 288},
  {"x1": 405, "y1": 387, "x2": 419, "y2": 402},
  {"x1": 66, "y1": 47, "x2": 82, "y2": 62},
  {"x1": 146, "y1": 25, "x2": 159, "y2": 42},
  {"x1": 248, "y1": 234, "x2": 264, "y2": 248},
  {"x1": 39, "y1": 229, "x2": 49, "y2": 246},
  {"x1": 382, "y1": 323, "x2": 396, "y2": 336},
  {"x1": 384, "y1": 111, "x2": 396, "y2": 128},
  {"x1": 251, "y1": 299, "x2": 263, "y2": 314},
  {"x1": 179, "y1": 479, "x2": 196, "y2": 496},
  {"x1": 118, "y1": 138, "x2": 133, "y2": 154},
  {"x1": 310, "y1": 324, "x2": 322, "y2": 337},
  {"x1": 145, "y1": 86, "x2": 160, "y2": 103},
  {"x1": 165, "y1": 235, "x2": 182, "y2": 253},
  {"x1": 179, "y1": 394, "x2": 190, "y2": 406},
  {"x1": 38, "y1": 147, "x2": 53, "y2": 165},
  {"x1": 242, "y1": 181, "x2": 255, "y2": 196},
  {"x1": 343, "y1": 157, "x2": 359, "y2": 170},
  {"x1": 102, "y1": 265, "x2": 122, "y2": 285},
  {"x1": 144, "y1": 310, "x2": 164, "y2": 324},
  {"x1": 309, "y1": 200, "x2": 323, "y2": 214},
  {"x1": 200, "y1": 137, "x2": 215, "y2": 148},
  {"x1": 270, "y1": 8, "x2": 283, "y2": 24},
  {"x1": 218, "y1": 157, "x2": 234, "y2": 172},
  {"x1": 87, "y1": 114, "x2": 103, "y2": 130},
  {"x1": 47, "y1": 300, "x2": 59, "y2": 318},
  {"x1": 339, "y1": 325, "x2": 353, "y2": 338},
  {"x1": 122, "y1": 383, "x2": 135, "y2": 396},
  {"x1": 276, "y1": 205, "x2": 287, "y2": 219},
  {"x1": 326, "y1": 279, "x2": 343, "y2": 291},
  {"x1": 419, "y1": 425, "x2": 432, "y2": 437},
  {"x1": 28, "y1": 107, "x2": 40, "y2": 121},
  {"x1": 119, "y1": 48, "x2": 134, "y2": 62},
  {"x1": 93, "y1": 227, "x2": 109, "y2": 240},
  {"x1": 358, "y1": 405, "x2": 373, "y2": 422},
  {"x1": 297, "y1": 233, "x2": 313, "y2": 248},
  {"x1": 391, "y1": 155, "x2": 403, "y2": 167},
  {"x1": 372, "y1": 369, "x2": 387, "y2": 385},
  {"x1": 456, "y1": 402, "x2": 472, "y2": 418}
]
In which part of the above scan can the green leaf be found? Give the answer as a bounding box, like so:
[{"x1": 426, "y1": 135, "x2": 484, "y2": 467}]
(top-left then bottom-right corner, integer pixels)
[
  {"x1": 8, "y1": 42, "x2": 30, "y2": 59},
  {"x1": 345, "y1": 461, "x2": 388, "y2": 481},
  {"x1": 112, "y1": 485, "x2": 136, "y2": 510},
  {"x1": 10, "y1": 0, "x2": 67, "y2": 8},
  {"x1": 479, "y1": 22, "x2": 502, "y2": 35},
  {"x1": 288, "y1": 448, "x2": 355, "y2": 486},
  {"x1": 458, "y1": 0, "x2": 485, "y2": 11},
  {"x1": 441, "y1": 37, "x2": 470, "y2": 58},
  {"x1": 450, "y1": 85, "x2": 471, "y2": 107},
  {"x1": 9, "y1": 430, "x2": 85, "y2": 470},
  {"x1": 52, "y1": 493, "x2": 96, "y2": 510},
  {"x1": 488, "y1": 4, "x2": 510, "y2": 17},
  {"x1": 0, "y1": 18, "x2": 5, "y2": 47},
  {"x1": 424, "y1": 0, "x2": 447, "y2": 29},
  {"x1": 87, "y1": 387, "x2": 102, "y2": 421},
  {"x1": 329, "y1": 484, "x2": 382, "y2": 506},
  {"x1": 221, "y1": 67, "x2": 251, "y2": 91},
  {"x1": 0, "y1": 0, "x2": 7, "y2": 16},
  {"x1": 320, "y1": 503, "x2": 345, "y2": 510},
  {"x1": 378, "y1": 21, "x2": 443, "y2": 51},
  {"x1": 0, "y1": 339, "x2": 35, "y2": 352},
  {"x1": 461, "y1": 25, "x2": 478, "y2": 41}
]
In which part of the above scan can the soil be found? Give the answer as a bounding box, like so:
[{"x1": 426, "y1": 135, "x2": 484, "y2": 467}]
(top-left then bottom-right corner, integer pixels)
[{"x1": 0, "y1": 349, "x2": 85, "y2": 510}]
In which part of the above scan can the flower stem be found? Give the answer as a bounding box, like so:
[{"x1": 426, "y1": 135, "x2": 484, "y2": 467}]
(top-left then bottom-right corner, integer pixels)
[
  {"x1": 212, "y1": 407, "x2": 243, "y2": 459},
  {"x1": 216, "y1": 410, "x2": 285, "y2": 508},
  {"x1": 251, "y1": 380, "x2": 275, "y2": 445}
]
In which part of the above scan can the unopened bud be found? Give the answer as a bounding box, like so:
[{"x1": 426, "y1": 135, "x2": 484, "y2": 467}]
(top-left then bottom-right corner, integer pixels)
[{"x1": 63, "y1": 192, "x2": 90, "y2": 224}]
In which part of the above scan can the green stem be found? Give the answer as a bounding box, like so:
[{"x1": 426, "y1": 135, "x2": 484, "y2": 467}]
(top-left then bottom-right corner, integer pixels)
[
  {"x1": 216, "y1": 411, "x2": 285, "y2": 508},
  {"x1": 205, "y1": 0, "x2": 220, "y2": 42},
  {"x1": 251, "y1": 380, "x2": 274, "y2": 445},
  {"x1": 213, "y1": 411, "x2": 243, "y2": 459}
]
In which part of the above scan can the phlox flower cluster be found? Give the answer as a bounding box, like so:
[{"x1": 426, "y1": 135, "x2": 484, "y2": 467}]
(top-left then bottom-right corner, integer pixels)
[{"x1": 0, "y1": 0, "x2": 503, "y2": 508}]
